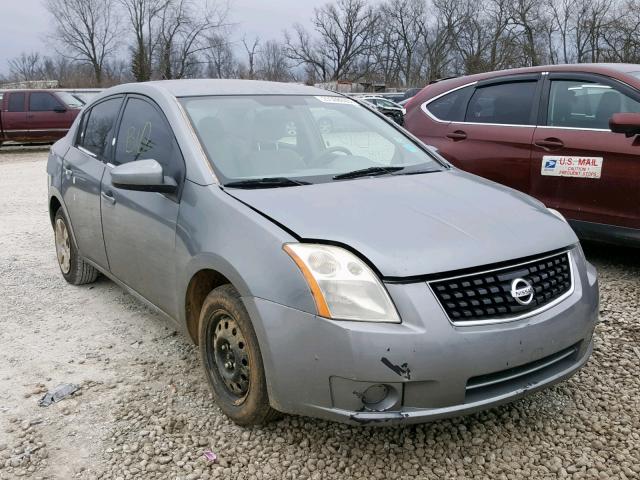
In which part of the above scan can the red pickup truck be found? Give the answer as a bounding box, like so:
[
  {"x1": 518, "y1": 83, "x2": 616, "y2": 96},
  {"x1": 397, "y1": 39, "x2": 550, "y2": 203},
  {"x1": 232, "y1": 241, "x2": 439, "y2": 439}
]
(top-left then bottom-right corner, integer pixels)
[{"x1": 0, "y1": 90, "x2": 83, "y2": 146}]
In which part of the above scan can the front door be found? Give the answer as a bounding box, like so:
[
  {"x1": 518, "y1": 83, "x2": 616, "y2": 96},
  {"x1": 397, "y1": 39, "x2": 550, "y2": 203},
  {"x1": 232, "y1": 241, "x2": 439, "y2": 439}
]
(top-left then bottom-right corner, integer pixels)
[
  {"x1": 101, "y1": 96, "x2": 185, "y2": 317},
  {"x1": 27, "y1": 92, "x2": 72, "y2": 141},
  {"x1": 61, "y1": 96, "x2": 124, "y2": 268},
  {"x1": 530, "y1": 73, "x2": 640, "y2": 230},
  {"x1": 441, "y1": 75, "x2": 542, "y2": 194}
]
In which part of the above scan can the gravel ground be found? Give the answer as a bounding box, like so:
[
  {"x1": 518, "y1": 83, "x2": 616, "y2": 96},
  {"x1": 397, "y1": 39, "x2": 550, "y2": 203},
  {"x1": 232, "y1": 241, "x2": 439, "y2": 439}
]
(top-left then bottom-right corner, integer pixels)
[{"x1": 0, "y1": 148, "x2": 639, "y2": 480}]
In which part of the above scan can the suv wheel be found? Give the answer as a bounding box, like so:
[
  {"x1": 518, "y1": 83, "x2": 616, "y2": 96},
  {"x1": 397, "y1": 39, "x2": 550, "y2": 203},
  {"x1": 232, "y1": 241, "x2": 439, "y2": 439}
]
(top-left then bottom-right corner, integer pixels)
[
  {"x1": 199, "y1": 284, "x2": 280, "y2": 425},
  {"x1": 53, "y1": 209, "x2": 99, "y2": 285}
]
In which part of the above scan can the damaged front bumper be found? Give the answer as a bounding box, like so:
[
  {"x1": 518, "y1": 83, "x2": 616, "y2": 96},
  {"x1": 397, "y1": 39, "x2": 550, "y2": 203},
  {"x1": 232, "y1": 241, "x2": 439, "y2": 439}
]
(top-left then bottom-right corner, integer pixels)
[{"x1": 243, "y1": 255, "x2": 599, "y2": 425}]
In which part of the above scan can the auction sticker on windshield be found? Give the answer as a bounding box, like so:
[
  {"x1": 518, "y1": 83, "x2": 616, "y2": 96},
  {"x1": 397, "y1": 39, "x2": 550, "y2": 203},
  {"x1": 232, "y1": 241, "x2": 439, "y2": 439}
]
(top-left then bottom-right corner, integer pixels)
[
  {"x1": 314, "y1": 96, "x2": 357, "y2": 105},
  {"x1": 541, "y1": 156, "x2": 603, "y2": 179}
]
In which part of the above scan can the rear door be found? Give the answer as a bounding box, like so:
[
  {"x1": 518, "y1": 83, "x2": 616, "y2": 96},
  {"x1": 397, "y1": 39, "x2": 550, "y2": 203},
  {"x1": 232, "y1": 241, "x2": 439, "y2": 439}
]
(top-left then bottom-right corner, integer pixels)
[
  {"x1": 530, "y1": 73, "x2": 640, "y2": 230},
  {"x1": 100, "y1": 95, "x2": 185, "y2": 316},
  {"x1": 61, "y1": 96, "x2": 124, "y2": 269},
  {"x1": 439, "y1": 75, "x2": 542, "y2": 193},
  {"x1": 27, "y1": 91, "x2": 71, "y2": 141},
  {"x1": 2, "y1": 92, "x2": 29, "y2": 141}
]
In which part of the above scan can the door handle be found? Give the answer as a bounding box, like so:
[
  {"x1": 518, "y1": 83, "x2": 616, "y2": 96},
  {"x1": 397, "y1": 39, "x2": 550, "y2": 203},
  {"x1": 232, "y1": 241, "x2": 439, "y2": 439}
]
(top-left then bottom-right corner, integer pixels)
[
  {"x1": 534, "y1": 138, "x2": 564, "y2": 150},
  {"x1": 63, "y1": 166, "x2": 73, "y2": 177},
  {"x1": 446, "y1": 130, "x2": 467, "y2": 141},
  {"x1": 101, "y1": 190, "x2": 116, "y2": 205}
]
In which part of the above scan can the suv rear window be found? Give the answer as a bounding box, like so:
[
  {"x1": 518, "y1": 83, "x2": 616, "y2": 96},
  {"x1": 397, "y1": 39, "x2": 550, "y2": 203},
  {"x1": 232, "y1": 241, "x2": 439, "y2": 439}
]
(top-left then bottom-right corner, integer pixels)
[
  {"x1": 425, "y1": 86, "x2": 471, "y2": 121},
  {"x1": 465, "y1": 81, "x2": 537, "y2": 125}
]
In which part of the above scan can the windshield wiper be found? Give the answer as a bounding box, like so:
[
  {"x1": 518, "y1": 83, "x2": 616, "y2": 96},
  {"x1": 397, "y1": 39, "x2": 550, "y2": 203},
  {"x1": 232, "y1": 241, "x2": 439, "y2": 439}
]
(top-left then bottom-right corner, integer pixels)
[
  {"x1": 223, "y1": 177, "x2": 311, "y2": 189},
  {"x1": 333, "y1": 166, "x2": 404, "y2": 180},
  {"x1": 394, "y1": 168, "x2": 441, "y2": 176}
]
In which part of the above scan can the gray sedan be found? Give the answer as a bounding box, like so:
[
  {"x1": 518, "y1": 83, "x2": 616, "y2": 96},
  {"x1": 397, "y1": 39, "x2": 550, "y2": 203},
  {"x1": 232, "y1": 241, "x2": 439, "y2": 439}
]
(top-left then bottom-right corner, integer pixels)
[{"x1": 46, "y1": 80, "x2": 599, "y2": 425}]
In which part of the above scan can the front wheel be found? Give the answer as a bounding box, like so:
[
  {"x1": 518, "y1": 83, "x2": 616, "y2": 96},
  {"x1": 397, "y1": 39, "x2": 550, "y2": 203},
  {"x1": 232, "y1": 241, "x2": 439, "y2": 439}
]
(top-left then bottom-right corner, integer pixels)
[
  {"x1": 199, "y1": 284, "x2": 280, "y2": 425},
  {"x1": 53, "y1": 209, "x2": 99, "y2": 285}
]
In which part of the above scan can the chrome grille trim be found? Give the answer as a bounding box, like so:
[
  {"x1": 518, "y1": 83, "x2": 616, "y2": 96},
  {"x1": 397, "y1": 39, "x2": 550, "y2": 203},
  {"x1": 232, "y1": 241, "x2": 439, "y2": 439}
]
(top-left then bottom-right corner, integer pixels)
[{"x1": 428, "y1": 250, "x2": 575, "y2": 326}]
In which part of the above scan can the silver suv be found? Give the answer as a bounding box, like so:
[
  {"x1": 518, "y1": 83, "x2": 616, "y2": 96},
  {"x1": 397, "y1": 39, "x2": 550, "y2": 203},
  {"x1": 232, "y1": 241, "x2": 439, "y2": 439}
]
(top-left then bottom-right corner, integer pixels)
[{"x1": 47, "y1": 80, "x2": 599, "y2": 425}]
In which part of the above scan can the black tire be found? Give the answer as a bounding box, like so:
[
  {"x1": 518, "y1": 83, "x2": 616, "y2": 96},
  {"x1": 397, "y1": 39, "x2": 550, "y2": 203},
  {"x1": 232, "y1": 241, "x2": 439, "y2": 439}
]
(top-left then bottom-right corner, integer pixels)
[
  {"x1": 53, "y1": 208, "x2": 99, "y2": 285},
  {"x1": 199, "y1": 284, "x2": 280, "y2": 425}
]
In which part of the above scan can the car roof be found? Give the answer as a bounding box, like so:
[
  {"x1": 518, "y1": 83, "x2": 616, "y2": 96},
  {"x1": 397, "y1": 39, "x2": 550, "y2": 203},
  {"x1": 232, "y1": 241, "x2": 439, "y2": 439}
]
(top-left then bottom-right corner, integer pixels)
[
  {"x1": 411, "y1": 63, "x2": 640, "y2": 106},
  {"x1": 441, "y1": 63, "x2": 640, "y2": 85},
  {"x1": 109, "y1": 79, "x2": 337, "y2": 98}
]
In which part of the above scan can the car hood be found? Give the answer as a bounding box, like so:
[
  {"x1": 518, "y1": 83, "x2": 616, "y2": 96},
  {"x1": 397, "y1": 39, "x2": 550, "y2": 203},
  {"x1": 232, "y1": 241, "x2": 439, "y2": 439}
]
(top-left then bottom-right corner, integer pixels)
[{"x1": 225, "y1": 170, "x2": 578, "y2": 278}]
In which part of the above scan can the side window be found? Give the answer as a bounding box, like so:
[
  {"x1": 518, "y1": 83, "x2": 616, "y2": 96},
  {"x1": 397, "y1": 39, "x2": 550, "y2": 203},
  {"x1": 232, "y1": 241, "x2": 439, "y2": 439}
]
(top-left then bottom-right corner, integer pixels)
[
  {"x1": 80, "y1": 98, "x2": 122, "y2": 158},
  {"x1": 465, "y1": 81, "x2": 537, "y2": 125},
  {"x1": 425, "y1": 86, "x2": 471, "y2": 121},
  {"x1": 8, "y1": 93, "x2": 26, "y2": 112},
  {"x1": 114, "y1": 98, "x2": 184, "y2": 180},
  {"x1": 29, "y1": 92, "x2": 63, "y2": 112},
  {"x1": 548, "y1": 80, "x2": 640, "y2": 130}
]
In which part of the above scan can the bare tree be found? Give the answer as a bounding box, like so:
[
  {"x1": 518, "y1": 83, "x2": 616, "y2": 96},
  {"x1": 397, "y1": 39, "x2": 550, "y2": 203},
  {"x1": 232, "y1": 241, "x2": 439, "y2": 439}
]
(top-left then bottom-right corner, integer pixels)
[
  {"x1": 8, "y1": 52, "x2": 46, "y2": 82},
  {"x1": 45, "y1": 0, "x2": 120, "y2": 85},
  {"x1": 600, "y1": 0, "x2": 640, "y2": 62},
  {"x1": 119, "y1": 0, "x2": 170, "y2": 81},
  {"x1": 285, "y1": 0, "x2": 378, "y2": 81},
  {"x1": 242, "y1": 36, "x2": 260, "y2": 79},
  {"x1": 204, "y1": 33, "x2": 236, "y2": 78},
  {"x1": 370, "y1": 20, "x2": 403, "y2": 85},
  {"x1": 256, "y1": 40, "x2": 291, "y2": 82},
  {"x1": 157, "y1": 0, "x2": 230, "y2": 79},
  {"x1": 548, "y1": 0, "x2": 577, "y2": 63},
  {"x1": 573, "y1": 0, "x2": 614, "y2": 63},
  {"x1": 420, "y1": 0, "x2": 465, "y2": 82},
  {"x1": 380, "y1": 0, "x2": 426, "y2": 86},
  {"x1": 511, "y1": 0, "x2": 546, "y2": 66}
]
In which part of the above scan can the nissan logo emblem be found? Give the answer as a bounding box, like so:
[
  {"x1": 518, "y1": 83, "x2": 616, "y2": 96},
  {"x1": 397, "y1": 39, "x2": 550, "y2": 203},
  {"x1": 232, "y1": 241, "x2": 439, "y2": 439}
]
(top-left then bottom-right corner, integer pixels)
[{"x1": 510, "y1": 278, "x2": 534, "y2": 305}]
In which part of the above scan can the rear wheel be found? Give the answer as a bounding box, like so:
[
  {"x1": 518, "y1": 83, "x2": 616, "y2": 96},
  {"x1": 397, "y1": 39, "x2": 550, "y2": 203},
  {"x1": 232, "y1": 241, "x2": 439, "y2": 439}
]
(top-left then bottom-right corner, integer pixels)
[
  {"x1": 199, "y1": 284, "x2": 280, "y2": 425},
  {"x1": 53, "y1": 209, "x2": 99, "y2": 285}
]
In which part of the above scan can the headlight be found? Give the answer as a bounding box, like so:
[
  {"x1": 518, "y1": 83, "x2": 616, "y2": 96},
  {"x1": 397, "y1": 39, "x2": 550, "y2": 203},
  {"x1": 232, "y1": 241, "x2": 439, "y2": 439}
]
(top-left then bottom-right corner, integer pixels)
[
  {"x1": 283, "y1": 243, "x2": 400, "y2": 323},
  {"x1": 547, "y1": 208, "x2": 568, "y2": 223}
]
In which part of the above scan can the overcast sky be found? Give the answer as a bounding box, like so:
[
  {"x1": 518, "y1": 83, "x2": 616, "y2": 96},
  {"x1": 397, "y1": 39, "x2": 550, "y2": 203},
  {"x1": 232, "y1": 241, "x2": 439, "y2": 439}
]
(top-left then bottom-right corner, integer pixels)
[{"x1": 0, "y1": 0, "x2": 328, "y2": 74}]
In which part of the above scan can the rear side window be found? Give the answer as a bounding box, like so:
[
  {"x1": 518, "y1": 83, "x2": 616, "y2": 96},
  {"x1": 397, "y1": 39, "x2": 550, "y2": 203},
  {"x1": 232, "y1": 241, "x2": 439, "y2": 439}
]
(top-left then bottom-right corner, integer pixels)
[
  {"x1": 29, "y1": 92, "x2": 63, "y2": 111},
  {"x1": 114, "y1": 98, "x2": 184, "y2": 181},
  {"x1": 465, "y1": 82, "x2": 537, "y2": 125},
  {"x1": 8, "y1": 93, "x2": 25, "y2": 112},
  {"x1": 79, "y1": 98, "x2": 122, "y2": 158},
  {"x1": 548, "y1": 80, "x2": 640, "y2": 129},
  {"x1": 425, "y1": 86, "x2": 471, "y2": 121}
]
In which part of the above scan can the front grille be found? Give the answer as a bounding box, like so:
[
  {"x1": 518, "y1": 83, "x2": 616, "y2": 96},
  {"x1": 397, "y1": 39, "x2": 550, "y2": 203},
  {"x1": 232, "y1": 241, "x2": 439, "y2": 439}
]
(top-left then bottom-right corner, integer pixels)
[
  {"x1": 465, "y1": 343, "x2": 580, "y2": 402},
  {"x1": 429, "y1": 250, "x2": 573, "y2": 324}
]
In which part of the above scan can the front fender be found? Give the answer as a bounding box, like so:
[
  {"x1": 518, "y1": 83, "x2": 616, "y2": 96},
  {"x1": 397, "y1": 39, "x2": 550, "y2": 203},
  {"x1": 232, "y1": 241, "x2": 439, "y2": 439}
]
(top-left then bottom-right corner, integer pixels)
[{"x1": 175, "y1": 182, "x2": 318, "y2": 328}]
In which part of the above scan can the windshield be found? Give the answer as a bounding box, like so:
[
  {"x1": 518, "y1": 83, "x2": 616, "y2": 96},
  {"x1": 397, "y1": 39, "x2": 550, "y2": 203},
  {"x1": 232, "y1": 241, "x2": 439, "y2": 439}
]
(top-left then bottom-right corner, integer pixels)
[
  {"x1": 56, "y1": 91, "x2": 84, "y2": 108},
  {"x1": 180, "y1": 95, "x2": 443, "y2": 185}
]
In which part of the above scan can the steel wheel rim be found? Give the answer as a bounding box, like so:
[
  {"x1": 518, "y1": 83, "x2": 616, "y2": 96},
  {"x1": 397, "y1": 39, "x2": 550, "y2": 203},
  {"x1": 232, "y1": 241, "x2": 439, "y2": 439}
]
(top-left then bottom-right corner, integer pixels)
[
  {"x1": 210, "y1": 311, "x2": 251, "y2": 401},
  {"x1": 55, "y1": 218, "x2": 71, "y2": 274}
]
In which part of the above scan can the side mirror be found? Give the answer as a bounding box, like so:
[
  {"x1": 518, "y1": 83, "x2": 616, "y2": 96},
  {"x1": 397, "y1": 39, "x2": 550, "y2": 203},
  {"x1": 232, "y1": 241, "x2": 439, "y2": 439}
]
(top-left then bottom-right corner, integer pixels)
[
  {"x1": 609, "y1": 113, "x2": 640, "y2": 137},
  {"x1": 111, "y1": 159, "x2": 178, "y2": 193},
  {"x1": 53, "y1": 106, "x2": 67, "y2": 113}
]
